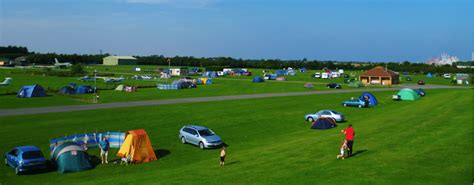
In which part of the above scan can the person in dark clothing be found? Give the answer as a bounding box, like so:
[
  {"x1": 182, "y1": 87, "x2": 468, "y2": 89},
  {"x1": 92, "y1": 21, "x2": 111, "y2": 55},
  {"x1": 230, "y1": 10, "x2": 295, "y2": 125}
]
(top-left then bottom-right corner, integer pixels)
[
  {"x1": 342, "y1": 124, "x2": 355, "y2": 157},
  {"x1": 363, "y1": 96, "x2": 370, "y2": 108}
]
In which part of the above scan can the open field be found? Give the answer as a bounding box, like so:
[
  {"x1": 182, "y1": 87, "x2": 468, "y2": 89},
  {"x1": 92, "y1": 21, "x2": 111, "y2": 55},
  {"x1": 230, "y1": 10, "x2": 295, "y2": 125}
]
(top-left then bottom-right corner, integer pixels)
[
  {"x1": 0, "y1": 88, "x2": 472, "y2": 184},
  {"x1": 1, "y1": 66, "x2": 469, "y2": 109}
]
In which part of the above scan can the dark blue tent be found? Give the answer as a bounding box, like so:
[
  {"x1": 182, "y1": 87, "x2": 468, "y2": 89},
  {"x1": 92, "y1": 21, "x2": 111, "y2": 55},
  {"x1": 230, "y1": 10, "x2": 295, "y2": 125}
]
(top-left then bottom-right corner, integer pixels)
[
  {"x1": 300, "y1": 68, "x2": 307, "y2": 72},
  {"x1": 191, "y1": 68, "x2": 202, "y2": 73},
  {"x1": 359, "y1": 92, "x2": 378, "y2": 106},
  {"x1": 58, "y1": 86, "x2": 76, "y2": 94},
  {"x1": 252, "y1": 76, "x2": 264, "y2": 83},
  {"x1": 17, "y1": 84, "x2": 47, "y2": 98},
  {"x1": 311, "y1": 117, "x2": 337, "y2": 130},
  {"x1": 276, "y1": 70, "x2": 287, "y2": 76},
  {"x1": 202, "y1": 71, "x2": 218, "y2": 78},
  {"x1": 415, "y1": 88, "x2": 425, "y2": 96},
  {"x1": 402, "y1": 72, "x2": 408, "y2": 76},
  {"x1": 75, "y1": 85, "x2": 95, "y2": 94}
]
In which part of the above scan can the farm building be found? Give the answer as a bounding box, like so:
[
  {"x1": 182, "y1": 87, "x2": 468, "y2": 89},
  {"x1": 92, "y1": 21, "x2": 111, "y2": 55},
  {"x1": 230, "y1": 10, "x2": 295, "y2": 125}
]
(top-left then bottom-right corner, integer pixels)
[
  {"x1": 103, "y1": 56, "x2": 137, "y2": 65},
  {"x1": 359, "y1": 66, "x2": 399, "y2": 85}
]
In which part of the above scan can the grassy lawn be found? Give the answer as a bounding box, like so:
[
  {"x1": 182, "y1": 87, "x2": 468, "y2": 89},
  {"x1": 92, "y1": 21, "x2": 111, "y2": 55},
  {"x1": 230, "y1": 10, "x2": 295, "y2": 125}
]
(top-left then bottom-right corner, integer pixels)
[{"x1": 0, "y1": 88, "x2": 471, "y2": 184}]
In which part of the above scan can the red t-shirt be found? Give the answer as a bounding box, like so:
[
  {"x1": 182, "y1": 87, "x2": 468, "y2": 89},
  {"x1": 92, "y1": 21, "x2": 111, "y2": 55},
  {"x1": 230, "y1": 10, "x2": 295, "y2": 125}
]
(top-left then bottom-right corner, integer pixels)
[{"x1": 344, "y1": 127, "x2": 355, "y2": 141}]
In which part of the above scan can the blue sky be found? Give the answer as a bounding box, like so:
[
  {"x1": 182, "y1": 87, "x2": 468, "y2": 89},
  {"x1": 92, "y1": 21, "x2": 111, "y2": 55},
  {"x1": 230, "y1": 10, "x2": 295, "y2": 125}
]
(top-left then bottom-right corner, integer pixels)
[{"x1": 1, "y1": 0, "x2": 473, "y2": 62}]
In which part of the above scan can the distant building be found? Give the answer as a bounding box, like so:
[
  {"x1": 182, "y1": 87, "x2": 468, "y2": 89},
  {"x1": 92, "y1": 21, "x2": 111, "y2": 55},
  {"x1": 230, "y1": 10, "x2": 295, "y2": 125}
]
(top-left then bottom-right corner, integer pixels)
[
  {"x1": 103, "y1": 56, "x2": 137, "y2": 65},
  {"x1": 359, "y1": 66, "x2": 399, "y2": 86},
  {"x1": 170, "y1": 68, "x2": 189, "y2": 76}
]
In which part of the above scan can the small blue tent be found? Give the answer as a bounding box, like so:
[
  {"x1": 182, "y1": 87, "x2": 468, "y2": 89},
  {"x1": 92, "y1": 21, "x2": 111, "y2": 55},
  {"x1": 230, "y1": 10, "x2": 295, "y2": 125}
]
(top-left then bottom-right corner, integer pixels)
[
  {"x1": 359, "y1": 92, "x2": 378, "y2": 106},
  {"x1": 58, "y1": 86, "x2": 76, "y2": 94},
  {"x1": 76, "y1": 85, "x2": 95, "y2": 94},
  {"x1": 311, "y1": 117, "x2": 337, "y2": 130},
  {"x1": 202, "y1": 71, "x2": 218, "y2": 78},
  {"x1": 252, "y1": 76, "x2": 265, "y2": 83},
  {"x1": 265, "y1": 74, "x2": 277, "y2": 80},
  {"x1": 300, "y1": 68, "x2": 307, "y2": 72},
  {"x1": 17, "y1": 84, "x2": 47, "y2": 98},
  {"x1": 426, "y1": 72, "x2": 433, "y2": 78},
  {"x1": 276, "y1": 70, "x2": 287, "y2": 76}
]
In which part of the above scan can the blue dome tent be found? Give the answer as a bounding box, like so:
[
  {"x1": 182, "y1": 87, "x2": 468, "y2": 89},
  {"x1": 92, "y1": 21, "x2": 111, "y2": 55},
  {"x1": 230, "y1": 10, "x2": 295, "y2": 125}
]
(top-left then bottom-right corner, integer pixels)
[
  {"x1": 17, "y1": 84, "x2": 47, "y2": 98},
  {"x1": 311, "y1": 117, "x2": 337, "y2": 130},
  {"x1": 75, "y1": 85, "x2": 95, "y2": 94},
  {"x1": 252, "y1": 76, "x2": 265, "y2": 83},
  {"x1": 359, "y1": 92, "x2": 378, "y2": 106},
  {"x1": 58, "y1": 86, "x2": 76, "y2": 94}
]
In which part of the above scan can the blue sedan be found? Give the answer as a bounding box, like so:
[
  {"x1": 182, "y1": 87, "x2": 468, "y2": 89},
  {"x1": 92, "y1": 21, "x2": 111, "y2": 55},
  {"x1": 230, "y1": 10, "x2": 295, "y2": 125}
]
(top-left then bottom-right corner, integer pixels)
[
  {"x1": 4, "y1": 146, "x2": 47, "y2": 175},
  {"x1": 342, "y1": 99, "x2": 367, "y2": 108}
]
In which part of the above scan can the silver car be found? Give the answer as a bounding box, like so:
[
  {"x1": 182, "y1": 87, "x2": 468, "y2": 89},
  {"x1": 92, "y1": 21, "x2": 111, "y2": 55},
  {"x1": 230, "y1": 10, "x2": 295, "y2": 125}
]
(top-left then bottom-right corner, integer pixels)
[
  {"x1": 179, "y1": 125, "x2": 223, "y2": 149},
  {"x1": 304, "y1": 110, "x2": 345, "y2": 122}
]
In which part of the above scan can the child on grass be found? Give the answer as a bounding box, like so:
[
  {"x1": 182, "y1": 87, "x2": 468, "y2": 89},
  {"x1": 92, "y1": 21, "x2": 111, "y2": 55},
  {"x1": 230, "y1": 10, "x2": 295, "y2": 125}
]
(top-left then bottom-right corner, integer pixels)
[{"x1": 337, "y1": 139, "x2": 349, "y2": 160}]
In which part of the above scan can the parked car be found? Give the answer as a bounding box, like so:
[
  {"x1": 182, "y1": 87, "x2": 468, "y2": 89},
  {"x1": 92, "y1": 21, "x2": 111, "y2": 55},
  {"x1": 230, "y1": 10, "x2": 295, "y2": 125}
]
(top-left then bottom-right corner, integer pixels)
[
  {"x1": 179, "y1": 125, "x2": 223, "y2": 149},
  {"x1": 313, "y1": 72, "x2": 321, "y2": 78},
  {"x1": 304, "y1": 110, "x2": 345, "y2": 122},
  {"x1": 342, "y1": 99, "x2": 367, "y2": 108},
  {"x1": 443, "y1": 74, "x2": 451, "y2": 79},
  {"x1": 4, "y1": 146, "x2": 47, "y2": 175},
  {"x1": 417, "y1": 80, "x2": 425, "y2": 85},
  {"x1": 326, "y1": 83, "x2": 342, "y2": 89}
]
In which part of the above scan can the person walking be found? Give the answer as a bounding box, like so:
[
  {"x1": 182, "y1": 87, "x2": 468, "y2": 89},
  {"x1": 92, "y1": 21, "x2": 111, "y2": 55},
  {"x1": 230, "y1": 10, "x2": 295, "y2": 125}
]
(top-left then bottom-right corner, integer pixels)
[
  {"x1": 99, "y1": 137, "x2": 109, "y2": 164},
  {"x1": 342, "y1": 124, "x2": 355, "y2": 157},
  {"x1": 220, "y1": 146, "x2": 226, "y2": 166}
]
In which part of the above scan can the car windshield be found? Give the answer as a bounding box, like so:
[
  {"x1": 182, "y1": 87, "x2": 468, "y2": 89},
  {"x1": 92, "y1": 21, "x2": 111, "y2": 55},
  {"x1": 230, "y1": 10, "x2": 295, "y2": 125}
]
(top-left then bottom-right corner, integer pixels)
[
  {"x1": 22, "y1": 151, "x2": 43, "y2": 159},
  {"x1": 331, "y1": 111, "x2": 341, "y2": 115},
  {"x1": 198, "y1": 129, "x2": 214, "y2": 136}
]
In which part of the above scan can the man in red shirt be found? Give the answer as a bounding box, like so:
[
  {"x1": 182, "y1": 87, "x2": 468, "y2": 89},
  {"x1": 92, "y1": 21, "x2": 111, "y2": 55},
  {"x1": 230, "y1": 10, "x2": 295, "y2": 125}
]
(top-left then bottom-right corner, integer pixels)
[{"x1": 342, "y1": 124, "x2": 355, "y2": 157}]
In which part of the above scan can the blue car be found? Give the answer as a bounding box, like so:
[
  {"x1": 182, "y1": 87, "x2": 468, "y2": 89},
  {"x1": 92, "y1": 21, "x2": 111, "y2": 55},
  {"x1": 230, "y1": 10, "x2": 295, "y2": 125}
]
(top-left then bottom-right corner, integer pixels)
[
  {"x1": 4, "y1": 146, "x2": 47, "y2": 175},
  {"x1": 342, "y1": 99, "x2": 367, "y2": 108}
]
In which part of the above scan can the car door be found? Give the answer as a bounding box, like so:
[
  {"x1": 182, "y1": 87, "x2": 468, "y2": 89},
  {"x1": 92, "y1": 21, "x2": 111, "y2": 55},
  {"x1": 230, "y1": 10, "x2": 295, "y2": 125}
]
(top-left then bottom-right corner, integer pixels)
[{"x1": 188, "y1": 129, "x2": 200, "y2": 145}]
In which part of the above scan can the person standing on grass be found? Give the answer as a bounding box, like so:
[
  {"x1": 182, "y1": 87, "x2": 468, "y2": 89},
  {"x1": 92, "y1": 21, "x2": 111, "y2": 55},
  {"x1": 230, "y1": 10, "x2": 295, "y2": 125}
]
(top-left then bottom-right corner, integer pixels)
[
  {"x1": 220, "y1": 146, "x2": 226, "y2": 166},
  {"x1": 342, "y1": 124, "x2": 355, "y2": 157},
  {"x1": 99, "y1": 137, "x2": 109, "y2": 164}
]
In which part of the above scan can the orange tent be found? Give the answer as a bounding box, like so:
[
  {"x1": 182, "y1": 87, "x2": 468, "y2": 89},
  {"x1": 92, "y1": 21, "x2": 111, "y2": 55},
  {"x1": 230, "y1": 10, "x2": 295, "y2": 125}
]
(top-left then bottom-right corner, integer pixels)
[{"x1": 117, "y1": 129, "x2": 157, "y2": 163}]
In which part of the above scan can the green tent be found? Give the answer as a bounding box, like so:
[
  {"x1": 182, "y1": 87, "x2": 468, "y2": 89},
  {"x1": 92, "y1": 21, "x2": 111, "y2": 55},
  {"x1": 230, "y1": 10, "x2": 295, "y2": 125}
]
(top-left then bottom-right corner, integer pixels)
[
  {"x1": 348, "y1": 81, "x2": 363, "y2": 88},
  {"x1": 51, "y1": 142, "x2": 92, "y2": 173},
  {"x1": 397, "y1": 88, "x2": 420, "y2": 100}
]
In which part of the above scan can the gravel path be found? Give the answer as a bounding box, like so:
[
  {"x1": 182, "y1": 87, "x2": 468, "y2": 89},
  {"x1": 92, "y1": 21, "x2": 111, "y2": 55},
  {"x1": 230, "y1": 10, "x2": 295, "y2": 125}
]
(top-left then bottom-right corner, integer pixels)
[{"x1": 0, "y1": 84, "x2": 470, "y2": 117}]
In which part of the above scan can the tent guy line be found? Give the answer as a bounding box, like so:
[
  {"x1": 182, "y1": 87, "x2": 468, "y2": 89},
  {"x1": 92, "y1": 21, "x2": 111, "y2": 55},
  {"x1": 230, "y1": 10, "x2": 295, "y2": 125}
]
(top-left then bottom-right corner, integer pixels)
[{"x1": 0, "y1": 85, "x2": 469, "y2": 117}]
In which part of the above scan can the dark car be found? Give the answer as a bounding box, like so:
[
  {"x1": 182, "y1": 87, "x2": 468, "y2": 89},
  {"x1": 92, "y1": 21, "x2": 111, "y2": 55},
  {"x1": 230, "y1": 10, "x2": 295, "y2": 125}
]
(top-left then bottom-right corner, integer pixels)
[
  {"x1": 327, "y1": 83, "x2": 342, "y2": 89},
  {"x1": 5, "y1": 146, "x2": 47, "y2": 175},
  {"x1": 417, "y1": 80, "x2": 425, "y2": 85}
]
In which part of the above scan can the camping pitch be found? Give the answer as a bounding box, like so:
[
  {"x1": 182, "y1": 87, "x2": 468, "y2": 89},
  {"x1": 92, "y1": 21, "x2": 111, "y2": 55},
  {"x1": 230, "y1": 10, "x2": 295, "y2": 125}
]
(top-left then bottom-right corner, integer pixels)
[
  {"x1": 51, "y1": 142, "x2": 92, "y2": 173},
  {"x1": 397, "y1": 88, "x2": 420, "y2": 101},
  {"x1": 310, "y1": 117, "x2": 337, "y2": 130},
  {"x1": 17, "y1": 84, "x2": 47, "y2": 98},
  {"x1": 117, "y1": 129, "x2": 157, "y2": 164},
  {"x1": 359, "y1": 92, "x2": 378, "y2": 106},
  {"x1": 252, "y1": 76, "x2": 265, "y2": 83}
]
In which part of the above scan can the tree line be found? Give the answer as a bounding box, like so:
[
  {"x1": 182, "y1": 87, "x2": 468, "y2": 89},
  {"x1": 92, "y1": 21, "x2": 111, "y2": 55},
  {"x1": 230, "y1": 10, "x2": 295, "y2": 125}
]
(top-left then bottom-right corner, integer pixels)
[{"x1": 1, "y1": 46, "x2": 472, "y2": 74}]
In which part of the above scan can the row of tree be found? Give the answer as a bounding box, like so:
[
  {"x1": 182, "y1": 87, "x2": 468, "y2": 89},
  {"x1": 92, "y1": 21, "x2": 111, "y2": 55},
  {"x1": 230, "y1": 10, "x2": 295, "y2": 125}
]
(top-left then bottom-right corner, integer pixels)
[{"x1": 1, "y1": 46, "x2": 472, "y2": 74}]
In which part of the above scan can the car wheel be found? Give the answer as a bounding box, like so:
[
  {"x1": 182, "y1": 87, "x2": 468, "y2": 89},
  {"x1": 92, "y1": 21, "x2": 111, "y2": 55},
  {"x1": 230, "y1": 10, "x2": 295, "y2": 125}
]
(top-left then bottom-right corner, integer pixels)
[
  {"x1": 181, "y1": 137, "x2": 186, "y2": 144},
  {"x1": 307, "y1": 117, "x2": 314, "y2": 122},
  {"x1": 15, "y1": 167, "x2": 20, "y2": 175},
  {"x1": 343, "y1": 104, "x2": 347, "y2": 107},
  {"x1": 199, "y1": 142, "x2": 205, "y2": 149},
  {"x1": 358, "y1": 104, "x2": 362, "y2": 108}
]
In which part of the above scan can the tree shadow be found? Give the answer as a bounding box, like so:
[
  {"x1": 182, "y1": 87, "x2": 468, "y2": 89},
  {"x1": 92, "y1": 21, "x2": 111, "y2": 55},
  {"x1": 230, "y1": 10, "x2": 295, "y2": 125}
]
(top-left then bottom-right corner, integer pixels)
[
  {"x1": 155, "y1": 149, "x2": 171, "y2": 158},
  {"x1": 351, "y1": 149, "x2": 367, "y2": 157}
]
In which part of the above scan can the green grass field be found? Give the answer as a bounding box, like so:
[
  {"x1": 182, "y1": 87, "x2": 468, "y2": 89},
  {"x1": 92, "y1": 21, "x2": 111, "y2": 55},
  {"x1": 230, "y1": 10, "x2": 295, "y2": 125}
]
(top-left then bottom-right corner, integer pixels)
[{"x1": 0, "y1": 88, "x2": 471, "y2": 184}]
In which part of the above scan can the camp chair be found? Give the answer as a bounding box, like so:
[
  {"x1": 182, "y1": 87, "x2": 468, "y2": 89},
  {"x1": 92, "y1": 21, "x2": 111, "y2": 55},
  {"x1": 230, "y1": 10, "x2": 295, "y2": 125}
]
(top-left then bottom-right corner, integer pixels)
[{"x1": 0, "y1": 77, "x2": 12, "y2": 86}]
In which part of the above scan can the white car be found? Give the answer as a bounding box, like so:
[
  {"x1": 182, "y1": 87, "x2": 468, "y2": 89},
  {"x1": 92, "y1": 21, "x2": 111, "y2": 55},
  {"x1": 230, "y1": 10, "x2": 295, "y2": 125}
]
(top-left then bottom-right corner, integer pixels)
[
  {"x1": 314, "y1": 73, "x2": 321, "y2": 78},
  {"x1": 443, "y1": 74, "x2": 451, "y2": 79},
  {"x1": 304, "y1": 110, "x2": 345, "y2": 122}
]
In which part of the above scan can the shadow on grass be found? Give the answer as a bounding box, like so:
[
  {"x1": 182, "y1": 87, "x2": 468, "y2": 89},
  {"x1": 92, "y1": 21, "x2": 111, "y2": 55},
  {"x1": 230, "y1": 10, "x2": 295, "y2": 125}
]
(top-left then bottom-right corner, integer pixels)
[
  {"x1": 155, "y1": 149, "x2": 171, "y2": 158},
  {"x1": 225, "y1": 160, "x2": 238, "y2": 166},
  {"x1": 351, "y1": 149, "x2": 367, "y2": 157}
]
